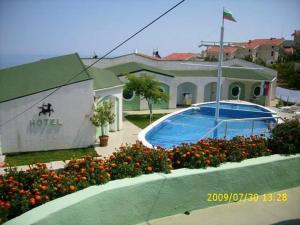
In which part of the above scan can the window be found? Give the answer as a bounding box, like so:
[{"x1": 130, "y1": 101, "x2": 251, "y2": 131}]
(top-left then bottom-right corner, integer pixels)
[
  {"x1": 253, "y1": 86, "x2": 261, "y2": 97},
  {"x1": 271, "y1": 51, "x2": 274, "y2": 56},
  {"x1": 123, "y1": 88, "x2": 135, "y2": 101},
  {"x1": 248, "y1": 49, "x2": 251, "y2": 53},
  {"x1": 231, "y1": 85, "x2": 240, "y2": 97}
]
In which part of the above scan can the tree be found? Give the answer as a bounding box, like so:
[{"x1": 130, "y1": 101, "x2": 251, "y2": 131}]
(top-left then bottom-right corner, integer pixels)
[
  {"x1": 90, "y1": 100, "x2": 115, "y2": 137},
  {"x1": 125, "y1": 74, "x2": 169, "y2": 123}
]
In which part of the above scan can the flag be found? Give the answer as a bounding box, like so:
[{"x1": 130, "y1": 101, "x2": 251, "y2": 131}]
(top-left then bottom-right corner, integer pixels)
[{"x1": 223, "y1": 8, "x2": 236, "y2": 22}]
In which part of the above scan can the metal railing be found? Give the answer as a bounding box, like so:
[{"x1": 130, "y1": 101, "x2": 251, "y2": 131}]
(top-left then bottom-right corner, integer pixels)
[{"x1": 200, "y1": 116, "x2": 285, "y2": 140}]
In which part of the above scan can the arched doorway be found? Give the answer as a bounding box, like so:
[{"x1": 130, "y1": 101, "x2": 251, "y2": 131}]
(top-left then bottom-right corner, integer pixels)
[
  {"x1": 95, "y1": 95, "x2": 120, "y2": 137},
  {"x1": 177, "y1": 82, "x2": 197, "y2": 106},
  {"x1": 204, "y1": 82, "x2": 217, "y2": 102}
]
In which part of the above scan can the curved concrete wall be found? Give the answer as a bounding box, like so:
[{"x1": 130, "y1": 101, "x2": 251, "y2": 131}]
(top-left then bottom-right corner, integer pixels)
[{"x1": 5, "y1": 155, "x2": 300, "y2": 225}]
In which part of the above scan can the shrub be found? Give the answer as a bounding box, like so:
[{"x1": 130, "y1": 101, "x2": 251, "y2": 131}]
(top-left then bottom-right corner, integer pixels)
[
  {"x1": 106, "y1": 144, "x2": 171, "y2": 180},
  {"x1": 0, "y1": 156, "x2": 110, "y2": 223},
  {"x1": 0, "y1": 136, "x2": 271, "y2": 223},
  {"x1": 169, "y1": 136, "x2": 270, "y2": 169},
  {"x1": 226, "y1": 136, "x2": 270, "y2": 161},
  {"x1": 268, "y1": 119, "x2": 300, "y2": 154},
  {"x1": 169, "y1": 141, "x2": 226, "y2": 169}
]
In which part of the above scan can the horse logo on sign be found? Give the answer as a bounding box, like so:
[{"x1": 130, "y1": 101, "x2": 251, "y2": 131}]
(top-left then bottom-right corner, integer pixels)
[{"x1": 38, "y1": 103, "x2": 54, "y2": 116}]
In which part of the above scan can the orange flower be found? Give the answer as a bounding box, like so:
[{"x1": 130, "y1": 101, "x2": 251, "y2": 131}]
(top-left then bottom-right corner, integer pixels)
[
  {"x1": 41, "y1": 185, "x2": 48, "y2": 191},
  {"x1": 30, "y1": 198, "x2": 36, "y2": 206},
  {"x1": 98, "y1": 165, "x2": 104, "y2": 170},
  {"x1": 4, "y1": 202, "x2": 11, "y2": 209},
  {"x1": 147, "y1": 166, "x2": 153, "y2": 172},
  {"x1": 90, "y1": 161, "x2": 96, "y2": 167},
  {"x1": 35, "y1": 195, "x2": 41, "y2": 201},
  {"x1": 69, "y1": 185, "x2": 75, "y2": 191},
  {"x1": 205, "y1": 160, "x2": 211, "y2": 165}
]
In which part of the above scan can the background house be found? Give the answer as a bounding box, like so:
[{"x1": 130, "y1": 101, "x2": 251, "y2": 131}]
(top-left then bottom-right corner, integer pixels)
[
  {"x1": 83, "y1": 53, "x2": 277, "y2": 111},
  {"x1": 206, "y1": 46, "x2": 238, "y2": 61},
  {"x1": 204, "y1": 38, "x2": 284, "y2": 65},
  {"x1": 163, "y1": 53, "x2": 202, "y2": 61},
  {"x1": 292, "y1": 30, "x2": 300, "y2": 46}
]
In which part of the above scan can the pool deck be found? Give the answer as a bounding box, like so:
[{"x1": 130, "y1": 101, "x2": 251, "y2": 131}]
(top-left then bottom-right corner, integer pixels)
[{"x1": 94, "y1": 109, "x2": 180, "y2": 157}]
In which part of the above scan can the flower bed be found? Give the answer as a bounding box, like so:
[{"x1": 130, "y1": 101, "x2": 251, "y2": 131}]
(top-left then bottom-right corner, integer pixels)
[{"x1": 0, "y1": 135, "x2": 290, "y2": 224}]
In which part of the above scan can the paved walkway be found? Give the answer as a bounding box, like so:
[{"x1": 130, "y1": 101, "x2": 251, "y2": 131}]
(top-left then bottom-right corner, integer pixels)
[
  {"x1": 94, "y1": 119, "x2": 142, "y2": 157},
  {"x1": 124, "y1": 109, "x2": 180, "y2": 115},
  {"x1": 95, "y1": 109, "x2": 181, "y2": 157},
  {"x1": 139, "y1": 187, "x2": 300, "y2": 225}
]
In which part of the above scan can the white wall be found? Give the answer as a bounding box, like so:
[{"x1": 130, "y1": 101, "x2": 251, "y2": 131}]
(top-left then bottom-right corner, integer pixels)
[{"x1": 0, "y1": 80, "x2": 95, "y2": 154}]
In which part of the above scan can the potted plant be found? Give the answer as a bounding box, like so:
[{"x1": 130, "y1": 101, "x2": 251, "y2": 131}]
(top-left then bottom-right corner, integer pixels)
[{"x1": 91, "y1": 100, "x2": 115, "y2": 146}]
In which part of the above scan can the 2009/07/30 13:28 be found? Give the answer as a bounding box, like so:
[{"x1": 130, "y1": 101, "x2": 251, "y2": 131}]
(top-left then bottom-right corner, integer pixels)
[{"x1": 207, "y1": 193, "x2": 288, "y2": 202}]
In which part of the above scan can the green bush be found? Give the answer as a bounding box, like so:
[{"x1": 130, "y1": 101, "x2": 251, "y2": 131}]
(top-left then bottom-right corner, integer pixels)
[
  {"x1": 268, "y1": 119, "x2": 300, "y2": 154},
  {"x1": 106, "y1": 144, "x2": 172, "y2": 179},
  {"x1": 0, "y1": 136, "x2": 273, "y2": 223},
  {"x1": 169, "y1": 136, "x2": 270, "y2": 169}
]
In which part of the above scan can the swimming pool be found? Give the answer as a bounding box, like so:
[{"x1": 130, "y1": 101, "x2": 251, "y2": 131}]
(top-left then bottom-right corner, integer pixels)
[{"x1": 139, "y1": 101, "x2": 277, "y2": 149}]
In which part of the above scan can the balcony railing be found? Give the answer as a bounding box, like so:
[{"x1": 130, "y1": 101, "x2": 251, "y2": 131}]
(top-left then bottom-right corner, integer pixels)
[{"x1": 200, "y1": 116, "x2": 284, "y2": 140}]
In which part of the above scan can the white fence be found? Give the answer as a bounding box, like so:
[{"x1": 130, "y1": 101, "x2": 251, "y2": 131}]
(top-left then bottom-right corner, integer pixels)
[{"x1": 276, "y1": 87, "x2": 300, "y2": 104}]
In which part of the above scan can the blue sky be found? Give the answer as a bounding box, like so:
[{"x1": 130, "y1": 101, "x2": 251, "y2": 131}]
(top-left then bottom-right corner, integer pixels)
[{"x1": 0, "y1": 0, "x2": 300, "y2": 59}]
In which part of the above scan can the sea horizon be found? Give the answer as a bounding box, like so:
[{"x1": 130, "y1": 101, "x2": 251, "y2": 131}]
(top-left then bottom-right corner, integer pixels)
[{"x1": 0, "y1": 53, "x2": 115, "y2": 69}]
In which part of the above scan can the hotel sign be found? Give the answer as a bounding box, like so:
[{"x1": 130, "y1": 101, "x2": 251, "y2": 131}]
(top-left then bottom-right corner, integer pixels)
[
  {"x1": 29, "y1": 103, "x2": 62, "y2": 127},
  {"x1": 30, "y1": 118, "x2": 62, "y2": 126}
]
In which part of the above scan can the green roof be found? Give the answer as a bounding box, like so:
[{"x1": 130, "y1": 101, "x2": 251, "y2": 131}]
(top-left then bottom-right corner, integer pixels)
[
  {"x1": 105, "y1": 62, "x2": 274, "y2": 81},
  {"x1": 87, "y1": 67, "x2": 123, "y2": 90},
  {"x1": 105, "y1": 62, "x2": 174, "y2": 77},
  {"x1": 0, "y1": 53, "x2": 91, "y2": 103}
]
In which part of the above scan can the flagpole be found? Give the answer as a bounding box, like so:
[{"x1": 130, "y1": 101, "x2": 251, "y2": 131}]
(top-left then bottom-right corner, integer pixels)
[{"x1": 214, "y1": 8, "x2": 225, "y2": 137}]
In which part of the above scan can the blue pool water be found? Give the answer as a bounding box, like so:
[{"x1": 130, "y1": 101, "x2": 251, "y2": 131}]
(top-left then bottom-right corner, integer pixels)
[
  {"x1": 202, "y1": 102, "x2": 269, "y2": 112},
  {"x1": 145, "y1": 102, "x2": 276, "y2": 148}
]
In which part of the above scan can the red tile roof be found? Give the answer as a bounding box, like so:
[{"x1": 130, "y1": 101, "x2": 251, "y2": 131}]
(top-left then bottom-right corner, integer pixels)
[
  {"x1": 163, "y1": 53, "x2": 198, "y2": 60},
  {"x1": 207, "y1": 46, "x2": 238, "y2": 54},
  {"x1": 292, "y1": 30, "x2": 300, "y2": 38},
  {"x1": 240, "y1": 38, "x2": 284, "y2": 49}
]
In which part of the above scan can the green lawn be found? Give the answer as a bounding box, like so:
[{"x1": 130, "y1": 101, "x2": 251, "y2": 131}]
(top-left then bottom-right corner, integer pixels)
[
  {"x1": 5, "y1": 147, "x2": 97, "y2": 166},
  {"x1": 125, "y1": 114, "x2": 167, "y2": 129}
]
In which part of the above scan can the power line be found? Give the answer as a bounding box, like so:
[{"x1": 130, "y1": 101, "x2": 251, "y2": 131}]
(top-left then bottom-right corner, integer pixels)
[{"x1": 0, "y1": 0, "x2": 186, "y2": 128}]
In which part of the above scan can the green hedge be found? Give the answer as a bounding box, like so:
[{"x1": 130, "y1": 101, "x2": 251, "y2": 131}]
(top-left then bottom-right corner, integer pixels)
[{"x1": 268, "y1": 119, "x2": 300, "y2": 154}]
